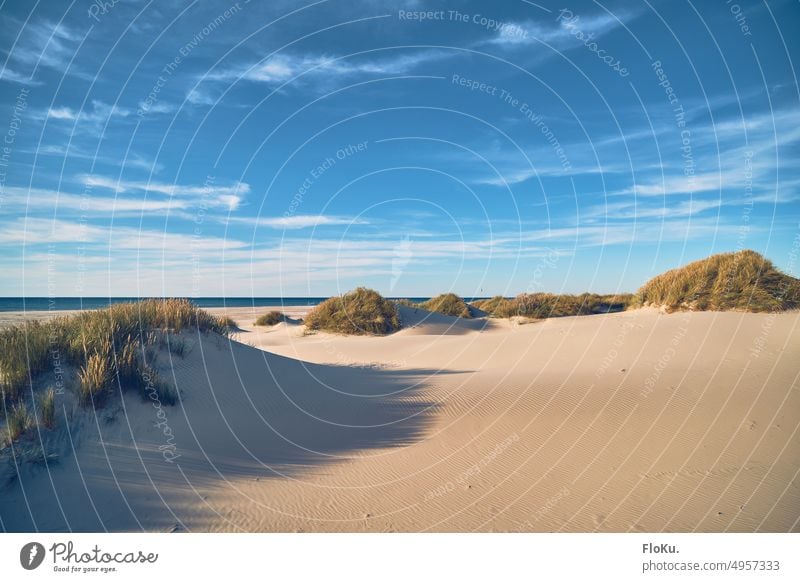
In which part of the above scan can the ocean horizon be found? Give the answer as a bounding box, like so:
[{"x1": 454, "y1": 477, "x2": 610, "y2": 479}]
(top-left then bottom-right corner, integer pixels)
[{"x1": 0, "y1": 296, "x2": 492, "y2": 312}]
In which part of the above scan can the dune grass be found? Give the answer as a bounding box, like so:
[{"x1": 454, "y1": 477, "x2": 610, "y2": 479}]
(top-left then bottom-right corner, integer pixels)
[
  {"x1": 0, "y1": 322, "x2": 50, "y2": 403},
  {"x1": 166, "y1": 335, "x2": 187, "y2": 357},
  {"x1": 78, "y1": 351, "x2": 112, "y2": 404},
  {"x1": 637, "y1": 250, "x2": 800, "y2": 312},
  {"x1": 38, "y1": 388, "x2": 55, "y2": 429},
  {"x1": 138, "y1": 358, "x2": 178, "y2": 406},
  {"x1": 0, "y1": 299, "x2": 230, "y2": 440},
  {"x1": 470, "y1": 296, "x2": 516, "y2": 317},
  {"x1": 473, "y1": 251, "x2": 798, "y2": 317},
  {"x1": 305, "y1": 287, "x2": 400, "y2": 335},
  {"x1": 254, "y1": 311, "x2": 285, "y2": 326},
  {"x1": 419, "y1": 293, "x2": 472, "y2": 318},
  {"x1": 5, "y1": 402, "x2": 32, "y2": 442},
  {"x1": 115, "y1": 339, "x2": 141, "y2": 387},
  {"x1": 473, "y1": 293, "x2": 635, "y2": 319},
  {"x1": 215, "y1": 316, "x2": 238, "y2": 331}
]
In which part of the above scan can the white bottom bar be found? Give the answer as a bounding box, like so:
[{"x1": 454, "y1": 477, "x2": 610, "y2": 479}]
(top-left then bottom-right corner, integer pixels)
[{"x1": 1, "y1": 533, "x2": 797, "y2": 581}]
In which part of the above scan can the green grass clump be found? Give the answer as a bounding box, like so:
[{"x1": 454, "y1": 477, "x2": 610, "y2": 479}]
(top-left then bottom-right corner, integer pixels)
[
  {"x1": 419, "y1": 293, "x2": 472, "y2": 318},
  {"x1": 79, "y1": 351, "x2": 111, "y2": 404},
  {"x1": 637, "y1": 250, "x2": 800, "y2": 312},
  {"x1": 471, "y1": 296, "x2": 516, "y2": 317},
  {"x1": 113, "y1": 344, "x2": 178, "y2": 404},
  {"x1": 305, "y1": 288, "x2": 400, "y2": 335},
  {"x1": 0, "y1": 321, "x2": 50, "y2": 403},
  {"x1": 139, "y1": 363, "x2": 178, "y2": 406},
  {"x1": 166, "y1": 336, "x2": 186, "y2": 357},
  {"x1": 254, "y1": 311, "x2": 285, "y2": 326},
  {"x1": 516, "y1": 293, "x2": 634, "y2": 318},
  {"x1": 473, "y1": 293, "x2": 635, "y2": 319},
  {"x1": 215, "y1": 316, "x2": 237, "y2": 331},
  {"x1": 115, "y1": 338, "x2": 140, "y2": 386},
  {"x1": 38, "y1": 388, "x2": 55, "y2": 429},
  {"x1": 0, "y1": 299, "x2": 227, "y2": 412},
  {"x1": 6, "y1": 402, "x2": 32, "y2": 442}
]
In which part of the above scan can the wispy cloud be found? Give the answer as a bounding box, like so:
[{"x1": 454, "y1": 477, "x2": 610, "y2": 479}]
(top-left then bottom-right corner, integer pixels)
[
  {"x1": 0, "y1": 186, "x2": 236, "y2": 215},
  {"x1": 46, "y1": 100, "x2": 133, "y2": 124},
  {"x1": 186, "y1": 86, "x2": 218, "y2": 106},
  {"x1": 0, "y1": 21, "x2": 84, "y2": 83},
  {"x1": 520, "y1": 217, "x2": 745, "y2": 247},
  {"x1": 0, "y1": 176, "x2": 251, "y2": 218},
  {"x1": 227, "y1": 214, "x2": 368, "y2": 229},
  {"x1": 0, "y1": 67, "x2": 37, "y2": 84},
  {"x1": 475, "y1": 162, "x2": 614, "y2": 185},
  {"x1": 583, "y1": 198, "x2": 724, "y2": 221},
  {"x1": 0, "y1": 218, "x2": 246, "y2": 252},
  {"x1": 135, "y1": 101, "x2": 177, "y2": 115},
  {"x1": 203, "y1": 49, "x2": 448, "y2": 89},
  {"x1": 82, "y1": 175, "x2": 249, "y2": 210},
  {"x1": 487, "y1": 8, "x2": 637, "y2": 48},
  {"x1": 624, "y1": 173, "x2": 723, "y2": 196},
  {"x1": 32, "y1": 144, "x2": 163, "y2": 173},
  {"x1": 619, "y1": 109, "x2": 800, "y2": 197},
  {"x1": 469, "y1": 103, "x2": 800, "y2": 198}
]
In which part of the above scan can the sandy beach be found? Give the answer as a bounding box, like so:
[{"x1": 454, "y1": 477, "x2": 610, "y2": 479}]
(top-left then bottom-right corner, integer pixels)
[
  {"x1": 1, "y1": 305, "x2": 798, "y2": 532},
  {"x1": 0, "y1": 306, "x2": 314, "y2": 327}
]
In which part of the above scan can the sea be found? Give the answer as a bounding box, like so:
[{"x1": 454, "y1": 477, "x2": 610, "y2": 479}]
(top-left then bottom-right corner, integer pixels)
[{"x1": 0, "y1": 297, "x2": 487, "y2": 312}]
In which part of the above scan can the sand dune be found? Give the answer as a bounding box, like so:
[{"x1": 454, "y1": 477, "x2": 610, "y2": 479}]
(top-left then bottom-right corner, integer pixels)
[{"x1": 1, "y1": 307, "x2": 798, "y2": 532}]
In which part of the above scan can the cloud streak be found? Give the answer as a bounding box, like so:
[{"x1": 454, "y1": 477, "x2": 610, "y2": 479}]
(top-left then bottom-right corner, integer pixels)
[
  {"x1": 82, "y1": 176, "x2": 250, "y2": 210},
  {"x1": 0, "y1": 186, "x2": 238, "y2": 215},
  {"x1": 0, "y1": 218, "x2": 246, "y2": 251},
  {"x1": 486, "y1": 8, "x2": 637, "y2": 48},
  {"x1": 0, "y1": 21, "x2": 85, "y2": 83},
  {"x1": 227, "y1": 214, "x2": 369, "y2": 229},
  {"x1": 202, "y1": 49, "x2": 448, "y2": 91}
]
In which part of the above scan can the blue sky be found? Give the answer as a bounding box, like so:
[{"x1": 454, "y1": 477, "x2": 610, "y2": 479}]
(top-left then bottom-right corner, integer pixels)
[{"x1": 0, "y1": 0, "x2": 798, "y2": 297}]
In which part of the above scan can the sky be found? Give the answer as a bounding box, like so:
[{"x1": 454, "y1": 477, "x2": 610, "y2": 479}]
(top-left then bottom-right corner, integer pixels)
[{"x1": 0, "y1": 0, "x2": 798, "y2": 298}]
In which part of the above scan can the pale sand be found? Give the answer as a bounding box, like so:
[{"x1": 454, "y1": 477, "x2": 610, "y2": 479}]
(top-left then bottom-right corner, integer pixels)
[
  {"x1": 1, "y1": 306, "x2": 798, "y2": 532},
  {"x1": 0, "y1": 306, "x2": 313, "y2": 326}
]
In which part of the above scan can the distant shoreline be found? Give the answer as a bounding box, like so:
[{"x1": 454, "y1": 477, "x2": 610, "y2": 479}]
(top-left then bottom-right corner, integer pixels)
[
  {"x1": 0, "y1": 296, "x2": 493, "y2": 313},
  {"x1": 0, "y1": 305, "x2": 316, "y2": 327}
]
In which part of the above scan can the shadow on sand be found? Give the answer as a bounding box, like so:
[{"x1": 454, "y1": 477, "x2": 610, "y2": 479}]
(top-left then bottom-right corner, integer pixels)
[
  {"x1": 0, "y1": 333, "x2": 465, "y2": 532},
  {"x1": 396, "y1": 305, "x2": 492, "y2": 336}
]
